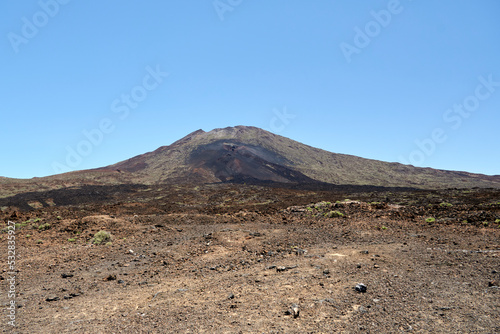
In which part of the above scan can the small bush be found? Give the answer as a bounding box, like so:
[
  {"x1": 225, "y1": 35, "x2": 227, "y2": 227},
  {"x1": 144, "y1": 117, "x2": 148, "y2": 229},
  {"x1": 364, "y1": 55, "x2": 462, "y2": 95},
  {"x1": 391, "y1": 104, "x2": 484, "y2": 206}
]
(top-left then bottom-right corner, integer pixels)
[
  {"x1": 15, "y1": 222, "x2": 29, "y2": 229},
  {"x1": 92, "y1": 231, "x2": 111, "y2": 245},
  {"x1": 381, "y1": 226, "x2": 388, "y2": 230},
  {"x1": 68, "y1": 238, "x2": 76, "y2": 242},
  {"x1": 325, "y1": 211, "x2": 344, "y2": 218},
  {"x1": 38, "y1": 223, "x2": 51, "y2": 231},
  {"x1": 426, "y1": 217, "x2": 436, "y2": 223}
]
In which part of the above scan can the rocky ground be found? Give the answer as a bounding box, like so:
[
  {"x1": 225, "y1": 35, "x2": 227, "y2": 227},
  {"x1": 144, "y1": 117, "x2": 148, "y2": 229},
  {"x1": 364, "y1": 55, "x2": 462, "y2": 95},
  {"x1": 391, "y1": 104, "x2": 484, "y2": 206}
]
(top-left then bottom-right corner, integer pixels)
[{"x1": 1, "y1": 184, "x2": 499, "y2": 333}]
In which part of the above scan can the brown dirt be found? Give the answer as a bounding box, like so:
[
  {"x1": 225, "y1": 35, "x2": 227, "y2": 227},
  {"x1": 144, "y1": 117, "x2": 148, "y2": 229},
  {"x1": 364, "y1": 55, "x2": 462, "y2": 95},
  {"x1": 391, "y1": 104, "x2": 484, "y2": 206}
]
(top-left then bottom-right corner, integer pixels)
[{"x1": 1, "y1": 184, "x2": 499, "y2": 333}]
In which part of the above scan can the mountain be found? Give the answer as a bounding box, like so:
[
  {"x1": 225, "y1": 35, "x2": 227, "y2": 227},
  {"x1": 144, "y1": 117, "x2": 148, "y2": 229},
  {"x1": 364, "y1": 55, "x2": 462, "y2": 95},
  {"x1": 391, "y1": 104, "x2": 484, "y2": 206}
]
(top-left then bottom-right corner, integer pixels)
[
  {"x1": 1, "y1": 126, "x2": 499, "y2": 199},
  {"x1": 106, "y1": 126, "x2": 500, "y2": 188}
]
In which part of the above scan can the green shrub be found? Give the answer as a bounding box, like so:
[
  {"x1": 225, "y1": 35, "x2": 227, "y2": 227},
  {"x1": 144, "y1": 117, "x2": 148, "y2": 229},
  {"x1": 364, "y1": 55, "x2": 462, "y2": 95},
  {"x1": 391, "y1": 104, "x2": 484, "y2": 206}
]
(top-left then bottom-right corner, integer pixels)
[
  {"x1": 92, "y1": 231, "x2": 111, "y2": 245},
  {"x1": 38, "y1": 223, "x2": 51, "y2": 231},
  {"x1": 426, "y1": 217, "x2": 436, "y2": 223},
  {"x1": 68, "y1": 238, "x2": 76, "y2": 242},
  {"x1": 325, "y1": 211, "x2": 344, "y2": 218},
  {"x1": 381, "y1": 226, "x2": 388, "y2": 230},
  {"x1": 15, "y1": 222, "x2": 29, "y2": 229}
]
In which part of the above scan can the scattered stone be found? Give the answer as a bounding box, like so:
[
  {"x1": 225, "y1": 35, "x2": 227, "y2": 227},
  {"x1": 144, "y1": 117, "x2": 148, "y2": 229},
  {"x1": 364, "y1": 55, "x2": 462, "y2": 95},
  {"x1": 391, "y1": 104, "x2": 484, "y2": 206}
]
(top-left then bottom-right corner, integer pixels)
[
  {"x1": 266, "y1": 265, "x2": 277, "y2": 270},
  {"x1": 64, "y1": 292, "x2": 80, "y2": 300},
  {"x1": 295, "y1": 248, "x2": 306, "y2": 256},
  {"x1": 104, "y1": 274, "x2": 117, "y2": 281},
  {"x1": 45, "y1": 294, "x2": 59, "y2": 302},
  {"x1": 118, "y1": 280, "x2": 125, "y2": 284},
  {"x1": 355, "y1": 283, "x2": 367, "y2": 293},
  {"x1": 360, "y1": 250, "x2": 369, "y2": 254},
  {"x1": 488, "y1": 281, "x2": 498, "y2": 287},
  {"x1": 358, "y1": 306, "x2": 368, "y2": 313},
  {"x1": 323, "y1": 269, "x2": 330, "y2": 275},
  {"x1": 228, "y1": 293, "x2": 235, "y2": 300},
  {"x1": 276, "y1": 265, "x2": 298, "y2": 272},
  {"x1": 61, "y1": 273, "x2": 74, "y2": 278},
  {"x1": 289, "y1": 304, "x2": 300, "y2": 318}
]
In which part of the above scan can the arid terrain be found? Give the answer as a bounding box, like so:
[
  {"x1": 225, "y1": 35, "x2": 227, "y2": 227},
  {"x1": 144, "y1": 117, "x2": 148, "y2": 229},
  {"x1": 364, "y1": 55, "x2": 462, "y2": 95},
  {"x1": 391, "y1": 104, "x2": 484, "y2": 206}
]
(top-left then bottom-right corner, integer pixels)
[{"x1": 1, "y1": 183, "x2": 499, "y2": 333}]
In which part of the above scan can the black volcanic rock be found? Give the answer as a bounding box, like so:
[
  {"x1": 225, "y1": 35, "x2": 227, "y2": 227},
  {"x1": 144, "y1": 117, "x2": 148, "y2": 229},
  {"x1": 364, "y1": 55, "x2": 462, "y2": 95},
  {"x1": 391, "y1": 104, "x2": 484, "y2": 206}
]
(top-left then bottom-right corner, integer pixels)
[{"x1": 188, "y1": 140, "x2": 316, "y2": 183}]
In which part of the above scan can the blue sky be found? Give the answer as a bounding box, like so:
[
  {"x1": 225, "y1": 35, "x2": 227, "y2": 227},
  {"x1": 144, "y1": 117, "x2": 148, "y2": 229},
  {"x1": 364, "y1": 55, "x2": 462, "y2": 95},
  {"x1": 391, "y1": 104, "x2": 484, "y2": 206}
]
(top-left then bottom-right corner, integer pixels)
[{"x1": 1, "y1": 0, "x2": 499, "y2": 178}]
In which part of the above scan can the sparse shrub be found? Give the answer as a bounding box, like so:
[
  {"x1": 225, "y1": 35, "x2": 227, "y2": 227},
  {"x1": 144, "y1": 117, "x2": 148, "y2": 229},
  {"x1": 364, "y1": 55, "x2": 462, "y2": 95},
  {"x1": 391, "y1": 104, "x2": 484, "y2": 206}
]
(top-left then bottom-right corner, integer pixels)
[
  {"x1": 105, "y1": 242, "x2": 112, "y2": 246},
  {"x1": 482, "y1": 221, "x2": 489, "y2": 226},
  {"x1": 36, "y1": 240, "x2": 43, "y2": 244},
  {"x1": 426, "y1": 217, "x2": 436, "y2": 223},
  {"x1": 92, "y1": 230, "x2": 111, "y2": 245},
  {"x1": 56, "y1": 216, "x2": 62, "y2": 220},
  {"x1": 15, "y1": 222, "x2": 27, "y2": 229},
  {"x1": 462, "y1": 220, "x2": 468, "y2": 224},
  {"x1": 26, "y1": 234, "x2": 31, "y2": 238},
  {"x1": 381, "y1": 226, "x2": 388, "y2": 230},
  {"x1": 325, "y1": 211, "x2": 344, "y2": 218},
  {"x1": 439, "y1": 202, "x2": 453, "y2": 207},
  {"x1": 495, "y1": 219, "x2": 500, "y2": 224},
  {"x1": 34, "y1": 218, "x2": 41, "y2": 223},
  {"x1": 68, "y1": 238, "x2": 76, "y2": 242},
  {"x1": 38, "y1": 223, "x2": 51, "y2": 231}
]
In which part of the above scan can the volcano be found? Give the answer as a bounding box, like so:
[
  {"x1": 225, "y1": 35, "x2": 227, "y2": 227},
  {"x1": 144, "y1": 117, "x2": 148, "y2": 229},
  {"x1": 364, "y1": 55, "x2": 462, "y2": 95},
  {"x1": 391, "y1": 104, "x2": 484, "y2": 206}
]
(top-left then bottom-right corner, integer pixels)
[
  {"x1": 105, "y1": 126, "x2": 500, "y2": 188},
  {"x1": 1, "y1": 126, "x2": 500, "y2": 199}
]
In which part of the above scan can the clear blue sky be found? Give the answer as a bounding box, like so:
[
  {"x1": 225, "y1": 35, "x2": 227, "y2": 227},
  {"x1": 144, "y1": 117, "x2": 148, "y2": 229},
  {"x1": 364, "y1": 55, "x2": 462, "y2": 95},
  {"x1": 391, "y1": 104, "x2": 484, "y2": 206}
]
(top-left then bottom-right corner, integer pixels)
[{"x1": 1, "y1": 0, "x2": 499, "y2": 178}]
